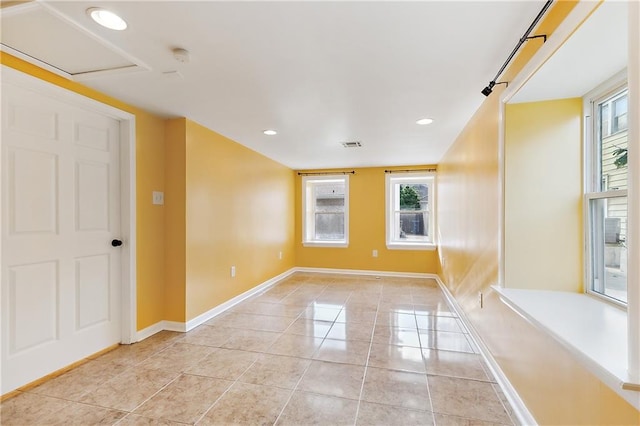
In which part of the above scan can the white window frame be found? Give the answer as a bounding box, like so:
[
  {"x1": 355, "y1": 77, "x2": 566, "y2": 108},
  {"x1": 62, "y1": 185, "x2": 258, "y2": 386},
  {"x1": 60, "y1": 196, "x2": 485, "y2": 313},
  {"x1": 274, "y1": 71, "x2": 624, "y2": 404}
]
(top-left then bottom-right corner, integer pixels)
[
  {"x1": 302, "y1": 174, "x2": 349, "y2": 248},
  {"x1": 385, "y1": 172, "x2": 435, "y2": 250},
  {"x1": 584, "y1": 77, "x2": 628, "y2": 307}
]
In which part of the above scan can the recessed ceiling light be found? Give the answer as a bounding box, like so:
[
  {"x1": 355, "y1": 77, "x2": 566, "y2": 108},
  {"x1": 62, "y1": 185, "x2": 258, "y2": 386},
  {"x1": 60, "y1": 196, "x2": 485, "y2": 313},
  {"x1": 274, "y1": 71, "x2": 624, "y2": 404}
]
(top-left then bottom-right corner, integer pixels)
[
  {"x1": 416, "y1": 118, "x2": 434, "y2": 125},
  {"x1": 263, "y1": 129, "x2": 277, "y2": 136},
  {"x1": 87, "y1": 8, "x2": 127, "y2": 31}
]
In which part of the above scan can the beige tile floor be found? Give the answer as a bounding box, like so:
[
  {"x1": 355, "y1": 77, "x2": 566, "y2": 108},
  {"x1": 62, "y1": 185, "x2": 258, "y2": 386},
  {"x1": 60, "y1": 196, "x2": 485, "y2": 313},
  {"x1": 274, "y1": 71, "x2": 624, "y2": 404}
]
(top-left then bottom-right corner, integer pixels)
[{"x1": 1, "y1": 273, "x2": 517, "y2": 426}]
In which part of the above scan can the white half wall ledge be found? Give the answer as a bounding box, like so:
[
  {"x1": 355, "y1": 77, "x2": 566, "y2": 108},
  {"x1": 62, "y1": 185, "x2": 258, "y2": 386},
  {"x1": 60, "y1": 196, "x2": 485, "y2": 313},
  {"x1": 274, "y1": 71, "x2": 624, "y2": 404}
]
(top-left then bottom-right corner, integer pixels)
[{"x1": 493, "y1": 286, "x2": 640, "y2": 411}]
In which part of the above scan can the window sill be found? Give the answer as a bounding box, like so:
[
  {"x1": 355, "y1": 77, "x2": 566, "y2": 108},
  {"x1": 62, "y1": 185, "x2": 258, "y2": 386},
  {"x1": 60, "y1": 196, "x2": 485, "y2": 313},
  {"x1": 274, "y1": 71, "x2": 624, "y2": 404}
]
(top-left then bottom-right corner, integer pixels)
[
  {"x1": 303, "y1": 241, "x2": 348, "y2": 248},
  {"x1": 386, "y1": 242, "x2": 436, "y2": 251},
  {"x1": 493, "y1": 286, "x2": 640, "y2": 409}
]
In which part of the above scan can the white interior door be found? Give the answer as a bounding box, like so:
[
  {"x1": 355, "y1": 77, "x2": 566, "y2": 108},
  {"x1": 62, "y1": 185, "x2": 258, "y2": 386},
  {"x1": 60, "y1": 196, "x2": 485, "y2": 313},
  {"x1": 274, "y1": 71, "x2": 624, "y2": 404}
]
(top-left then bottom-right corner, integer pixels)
[{"x1": 1, "y1": 79, "x2": 122, "y2": 393}]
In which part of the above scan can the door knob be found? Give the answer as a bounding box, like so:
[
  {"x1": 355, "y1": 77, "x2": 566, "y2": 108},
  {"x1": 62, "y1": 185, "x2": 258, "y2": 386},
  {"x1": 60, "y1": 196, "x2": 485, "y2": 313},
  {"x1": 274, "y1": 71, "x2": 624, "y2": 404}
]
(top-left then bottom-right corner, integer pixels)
[{"x1": 111, "y1": 239, "x2": 123, "y2": 247}]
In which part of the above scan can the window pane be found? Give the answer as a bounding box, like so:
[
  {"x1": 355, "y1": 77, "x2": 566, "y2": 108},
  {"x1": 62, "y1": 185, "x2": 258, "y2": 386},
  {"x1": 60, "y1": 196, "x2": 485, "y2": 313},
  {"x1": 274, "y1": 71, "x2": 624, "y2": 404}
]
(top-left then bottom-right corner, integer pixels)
[
  {"x1": 613, "y1": 95, "x2": 628, "y2": 133},
  {"x1": 597, "y1": 90, "x2": 628, "y2": 192},
  {"x1": 393, "y1": 211, "x2": 429, "y2": 241},
  {"x1": 589, "y1": 196, "x2": 627, "y2": 303},
  {"x1": 398, "y1": 184, "x2": 428, "y2": 211},
  {"x1": 316, "y1": 196, "x2": 344, "y2": 212},
  {"x1": 315, "y1": 183, "x2": 344, "y2": 197},
  {"x1": 315, "y1": 213, "x2": 344, "y2": 240},
  {"x1": 314, "y1": 183, "x2": 345, "y2": 213}
]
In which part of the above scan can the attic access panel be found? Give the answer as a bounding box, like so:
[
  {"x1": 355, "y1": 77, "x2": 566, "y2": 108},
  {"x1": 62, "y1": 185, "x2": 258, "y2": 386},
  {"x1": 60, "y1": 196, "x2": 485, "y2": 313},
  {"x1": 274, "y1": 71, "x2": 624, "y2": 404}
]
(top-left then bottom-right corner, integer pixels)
[{"x1": 1, "y1": 3, "x2": 145, "y2": 79}]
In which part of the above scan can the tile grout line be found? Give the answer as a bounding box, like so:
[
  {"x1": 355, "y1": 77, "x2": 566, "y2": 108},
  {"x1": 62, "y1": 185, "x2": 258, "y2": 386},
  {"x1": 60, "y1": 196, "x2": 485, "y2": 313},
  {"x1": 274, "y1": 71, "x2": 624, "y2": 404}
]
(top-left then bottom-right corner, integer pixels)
[
  {"x1": 20, "y1": 336, "x2": 185, "y2": 424},
  {"x1": 193, "y1": 281, "x2": 310, "y2": 425},
  {"x1": 126, "y1": 285, "x2": 303, "y2": 426},
  {"x1": 414, "y1": 291, "x2": 438, "y2": 426},
  {"x1": 5, "y1": 275, "x2": 503, "y2": 426},
  {"x1": 352, "y1": 282, "x2": 383, "y2": 426},
  {"x1": 271, "y1": 291, "x2": 334, "y2": 425},
  {"x1": 117, "y1": 337, "x2": 217, "y2": 423}
]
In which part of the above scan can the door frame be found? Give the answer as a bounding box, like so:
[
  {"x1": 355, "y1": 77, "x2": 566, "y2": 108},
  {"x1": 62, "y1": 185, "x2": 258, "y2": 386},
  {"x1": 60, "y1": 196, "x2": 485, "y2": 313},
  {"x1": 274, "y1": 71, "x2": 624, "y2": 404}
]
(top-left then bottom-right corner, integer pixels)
[{"x1": 1, "y1": 65, "x2": 137, "y2": 344}]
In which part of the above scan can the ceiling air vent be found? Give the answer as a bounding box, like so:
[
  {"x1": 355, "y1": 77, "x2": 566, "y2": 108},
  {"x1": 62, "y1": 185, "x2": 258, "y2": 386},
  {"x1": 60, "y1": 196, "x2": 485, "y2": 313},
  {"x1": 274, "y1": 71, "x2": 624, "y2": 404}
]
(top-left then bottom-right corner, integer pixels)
[{"x1": 341, "y1": 141, "x2": 362, "y2": 148}]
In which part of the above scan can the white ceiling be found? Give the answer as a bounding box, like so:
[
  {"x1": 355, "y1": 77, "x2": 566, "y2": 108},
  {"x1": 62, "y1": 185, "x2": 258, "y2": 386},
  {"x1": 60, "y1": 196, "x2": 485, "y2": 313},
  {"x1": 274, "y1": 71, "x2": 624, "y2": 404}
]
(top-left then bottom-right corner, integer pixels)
[
  {"x1": 2, "y1": 1, "x2": 548, "y2": 169},
  {"x1": 510, "y1": 0, "x2": 628, "y2": 104}
]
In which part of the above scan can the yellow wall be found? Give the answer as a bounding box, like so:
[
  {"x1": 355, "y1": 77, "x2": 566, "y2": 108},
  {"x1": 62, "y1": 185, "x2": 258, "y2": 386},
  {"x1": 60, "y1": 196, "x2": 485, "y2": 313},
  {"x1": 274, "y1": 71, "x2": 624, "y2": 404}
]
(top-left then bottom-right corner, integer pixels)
[
  {"x1": 437, "y1": 1, "x2": 639, "y2": 423},
  {"x1": 504, "y1": 99, "x2": 583, "y2": 291},
  {"x1": 295, "y1": 166, "x2": 439, "y2": 274},
  {"x1": 184, "y1": 119, "x2": 296, "y2": 320},
  {"x1": 163, "y1": 119, "x2": 296, "y2": 321},
  {"x1": 164, "y1": 119, "x2": 187, "y2": 322},
  {"x1": 134, "y1": 106, "x2": 166, "y2": 330},
  {"x1": 1, "y1": 53, "x2": 167, "y2": 331}
]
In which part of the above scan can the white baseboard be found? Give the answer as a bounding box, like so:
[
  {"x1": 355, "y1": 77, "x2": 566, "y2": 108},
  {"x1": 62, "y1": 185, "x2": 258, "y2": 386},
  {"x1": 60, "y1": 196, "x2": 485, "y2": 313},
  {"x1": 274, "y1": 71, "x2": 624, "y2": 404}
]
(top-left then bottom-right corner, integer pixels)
[
  {"x1": 184, "y1": 268, "x2": 297, "y2": 331},
  {"x1": 163, "y1": 321, "x2": 187, "y2": 333},
  {"x1": 135, "y1": 320, "x2": 187, "y2": 341},
  {"x1": 433, "y1": 276, "x2": 537, "y2": 426},
  {"x1": 295, "y1": 266, "x2": 432, "y2": 279},
  {"x1": 135, "y1": 321, "x2": 166, "y2": 342},
  {"x1": 134, "y1": 268, "x2": 296, "y2": 342},
  {"x1": 134, "y1": 267, "x2": 436, "y2": 341}
]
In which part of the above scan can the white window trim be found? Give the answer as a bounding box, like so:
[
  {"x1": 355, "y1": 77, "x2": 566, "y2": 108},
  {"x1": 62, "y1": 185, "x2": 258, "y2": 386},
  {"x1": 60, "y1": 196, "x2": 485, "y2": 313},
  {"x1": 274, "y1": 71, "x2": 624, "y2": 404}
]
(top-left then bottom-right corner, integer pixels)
[
  {"x1": 584, "y1": 76, "x2": 629, "y2": 307},
  {"x1": 385, "y1": 172, "x2": 436, "y2": 251},
  {"x1": 302, "y1": 174, "x2": 349, "y2": 248}
]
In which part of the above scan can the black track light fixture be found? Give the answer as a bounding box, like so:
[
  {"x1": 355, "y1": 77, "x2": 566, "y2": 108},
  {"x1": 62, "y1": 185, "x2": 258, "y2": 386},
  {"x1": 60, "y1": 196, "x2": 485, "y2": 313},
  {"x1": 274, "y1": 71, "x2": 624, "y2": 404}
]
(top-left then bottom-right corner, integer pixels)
[{"x1": 481, "y1": 81, "x2": 508, "y2": 97}]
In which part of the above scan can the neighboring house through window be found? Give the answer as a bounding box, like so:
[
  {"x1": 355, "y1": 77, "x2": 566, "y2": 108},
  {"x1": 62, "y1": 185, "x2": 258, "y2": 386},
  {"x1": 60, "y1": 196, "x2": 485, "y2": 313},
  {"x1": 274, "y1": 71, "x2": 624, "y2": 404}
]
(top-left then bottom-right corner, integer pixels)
[
  {"x1": 600, "y1": 91, "x2": 628, "y2": 137},
  {"x1": 385, "y1": 172, "x2": 435, "y2": 250},
  {"x1": 302, "y1": 174, "x2": 349, "y2": 247}
]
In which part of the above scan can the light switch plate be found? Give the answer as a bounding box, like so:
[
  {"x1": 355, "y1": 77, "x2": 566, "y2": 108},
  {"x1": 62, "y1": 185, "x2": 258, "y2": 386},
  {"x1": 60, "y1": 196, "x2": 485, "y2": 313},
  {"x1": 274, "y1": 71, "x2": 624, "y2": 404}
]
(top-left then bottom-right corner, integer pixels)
[{"x1": 152, "y1": 191, "x2": 164, "y2": 205}]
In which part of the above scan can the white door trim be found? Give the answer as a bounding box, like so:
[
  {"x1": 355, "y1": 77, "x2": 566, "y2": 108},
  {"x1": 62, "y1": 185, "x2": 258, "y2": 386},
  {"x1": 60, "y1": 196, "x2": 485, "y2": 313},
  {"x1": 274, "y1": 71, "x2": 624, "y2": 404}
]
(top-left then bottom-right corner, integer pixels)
[{"x1": 0, "y1": 65, "x2": 137, "y2": 344}]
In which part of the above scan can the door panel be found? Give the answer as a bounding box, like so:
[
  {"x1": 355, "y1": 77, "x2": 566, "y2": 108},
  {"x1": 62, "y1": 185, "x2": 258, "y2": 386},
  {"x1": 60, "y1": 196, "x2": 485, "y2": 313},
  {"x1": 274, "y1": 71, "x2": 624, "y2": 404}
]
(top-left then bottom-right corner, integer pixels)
[
  {"x1": 9, "y1": 261, "x2": 58, "y2": 353},
  {"x1": 8, "y1": 103, "x2": 58, "y2": 140},
  {"x1": 1, "y1": 80, "x2": 122, "y2": 393},
  {"x1": 75, "y1": 122, "x2": 110, "y2": 152},
  {"x1": 8, "y1": 148, "x2": 58, "y2": 235},
  {"x1": 75, "y1": 161, "x2": 110, "y2": 231},
  {"x1": 75, "y1": 254, "x2": 111, "y2": 330}
]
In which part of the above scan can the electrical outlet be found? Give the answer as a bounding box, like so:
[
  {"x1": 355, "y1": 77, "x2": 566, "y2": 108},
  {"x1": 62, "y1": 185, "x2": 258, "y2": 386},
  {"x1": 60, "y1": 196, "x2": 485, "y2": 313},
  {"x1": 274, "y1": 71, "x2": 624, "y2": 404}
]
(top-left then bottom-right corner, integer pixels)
[
  {"x1": 279, "y1": 251, "x2": 283, "y2": 260},
  {"x1": 231, "y1": 266, "x2": 236, "y2": 278},
  {"x1": 152, "y1": 191, "x2": 164, "y2": 205},
  {"x1": 372, "y1": 249, "x2": 378, "y2": 258}
]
